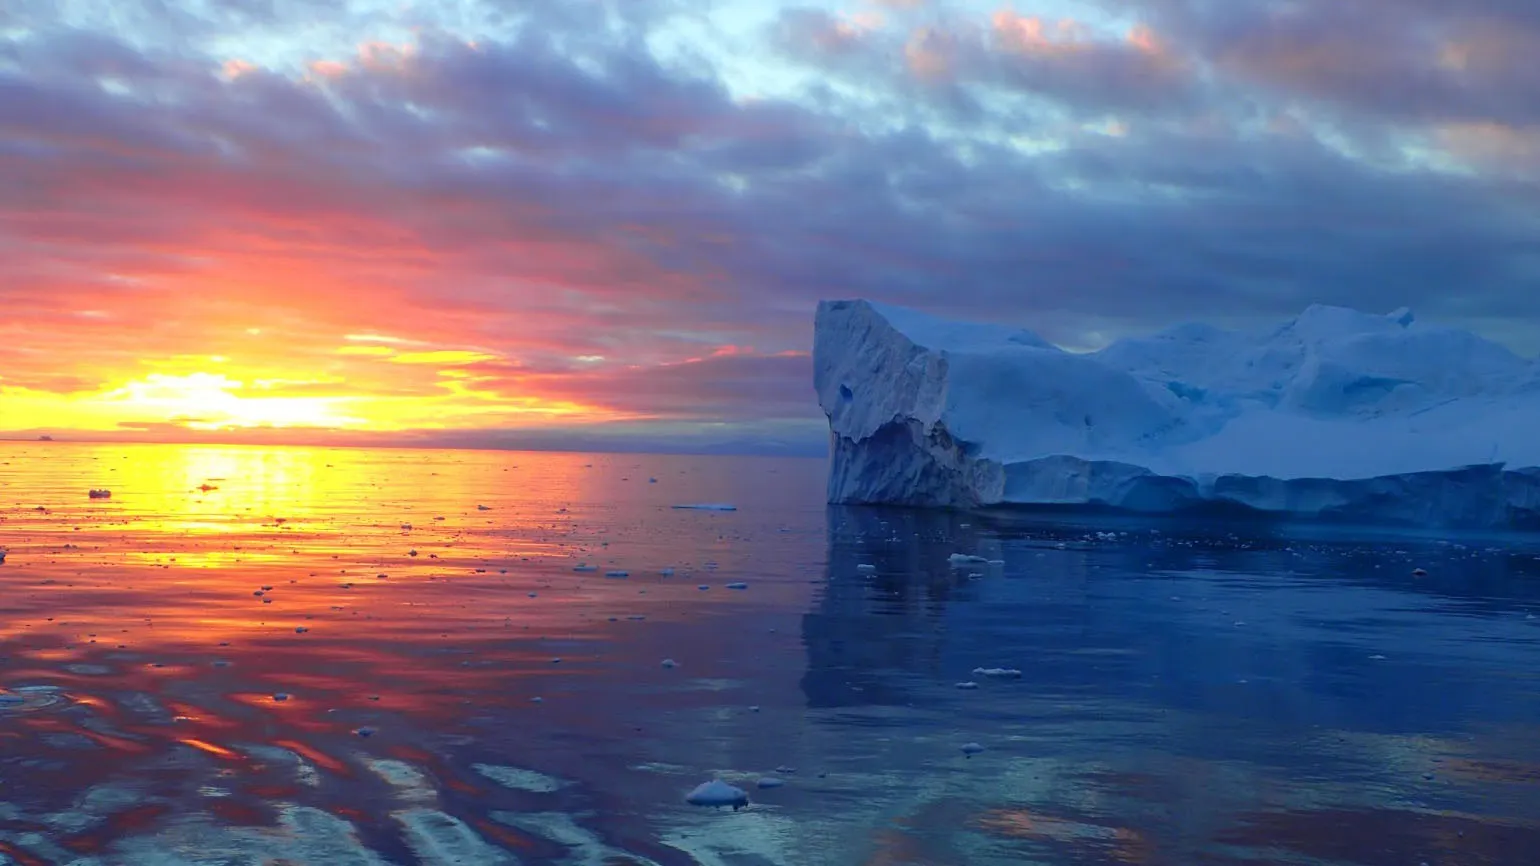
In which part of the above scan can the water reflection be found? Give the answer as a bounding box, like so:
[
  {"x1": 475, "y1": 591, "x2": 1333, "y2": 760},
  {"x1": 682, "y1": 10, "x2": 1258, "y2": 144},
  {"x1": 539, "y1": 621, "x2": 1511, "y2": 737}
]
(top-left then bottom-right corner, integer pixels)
[
  {"x1": 1, "y1": 444, "x2": 1539, "y2": 864},
  {"x1": 806, "y1": 505, "x2": 1540, "y2": 864}
]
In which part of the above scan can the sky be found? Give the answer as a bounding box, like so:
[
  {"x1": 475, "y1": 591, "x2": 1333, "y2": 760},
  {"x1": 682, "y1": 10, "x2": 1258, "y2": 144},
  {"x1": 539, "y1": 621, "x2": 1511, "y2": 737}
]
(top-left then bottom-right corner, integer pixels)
[{"x1": 1, "y1": 0, "x2": 1536, "y2": 454}]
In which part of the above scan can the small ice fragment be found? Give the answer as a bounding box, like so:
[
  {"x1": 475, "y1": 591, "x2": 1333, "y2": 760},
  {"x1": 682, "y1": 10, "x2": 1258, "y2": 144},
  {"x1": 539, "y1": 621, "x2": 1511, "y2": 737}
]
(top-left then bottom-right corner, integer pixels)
[
  {"x1": 88, "y1": 489, "x2": 112, "y2": 499},
  {"x1": 605, "y1": 570, "x2": 629, "y2": 578},
  {"x1": 948, "y1": 554, "x2": 988, "y2": 566},
  {"x1": 973, "y1": 667, "x2": 1022, "y2": 679},
  {"x1": 648, "y1": 477, "x2": 657, "y2": 483},
  {"x1": 698, "y1": 585, "x2": 710, "y2": 591},
  {"x1": 856, "y1": 564, "x2": 876, "y2": 573},
  {"x1": 748, "y1": 705, "x2": 761, "y2": 712},
  {"x1": 661, "y1": 659, "x2": 678, "y2": 668},
  {"x1": 671, "y1": 503, "x2": 737, "y2": 511},
  {"x1": 686, "y1": 780, "x2": 749, "y2": 809},
  {"x1": 774, "y1": 766, "x2": 796, "y2": 774},
  {"x1": 1369, "y1": 654, "x2": 1387, "y2": 660},
  {"x1": 955, "y1": 682, "x2": 978, "y2": 690},
  {"x1": 273, "y1": 693, "x2": 291, "y2": 702},
  {"x1": 574, "y1": 564, "x2": 597, "y2": 572},
  {"x1": 725, "y1": 582, "x2": 747, "y2": 590},
  {"x1": 355, "y1": 726, "x2": 377, "y2": 737},
  {"x1": 756, "y1": 778, "x2": 785, "y2": 789},
  {"x1": 1412, "y1": 567, "x2": 1428, "y2": 576},
  {"x1": 660, "y1": 567, "x2": 675, "y2": 576},
  {"x1": 987, "y1": 559, "x2": 1005, "y2": 566},
  {"x1": 960, "y1": 743, "x2": 985, "y2": 757},
  {"x1": 294, "y1": 627, "x2": 308, "y2": 634},
  {"x1": 531, "y1": 696, "x2": 543, "y2": 703},
  {"x1": 477, "y1": 504, "x2": 491, "y2": 510}
]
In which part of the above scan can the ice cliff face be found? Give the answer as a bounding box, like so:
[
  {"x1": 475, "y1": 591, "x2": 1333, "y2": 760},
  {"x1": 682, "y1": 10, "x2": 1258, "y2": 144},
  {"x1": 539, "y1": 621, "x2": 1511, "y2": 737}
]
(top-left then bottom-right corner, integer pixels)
[{"x1": 814, "y1": 300, "x2": 1540, "y2": 528}]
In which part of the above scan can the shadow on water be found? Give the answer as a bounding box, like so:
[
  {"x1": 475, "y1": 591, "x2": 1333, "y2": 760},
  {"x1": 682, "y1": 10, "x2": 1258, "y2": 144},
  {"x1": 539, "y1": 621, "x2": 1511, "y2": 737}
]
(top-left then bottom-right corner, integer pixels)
[{"x1": 802, "y1": 504, "x2": 1540, "y2": 864}]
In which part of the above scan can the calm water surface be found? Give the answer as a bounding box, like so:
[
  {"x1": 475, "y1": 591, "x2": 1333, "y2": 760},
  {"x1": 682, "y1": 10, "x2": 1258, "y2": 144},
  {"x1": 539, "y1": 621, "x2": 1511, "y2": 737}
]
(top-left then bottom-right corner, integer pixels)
[{"x1": 1, "y1": 442, "x2": 1539, "y2": 865}]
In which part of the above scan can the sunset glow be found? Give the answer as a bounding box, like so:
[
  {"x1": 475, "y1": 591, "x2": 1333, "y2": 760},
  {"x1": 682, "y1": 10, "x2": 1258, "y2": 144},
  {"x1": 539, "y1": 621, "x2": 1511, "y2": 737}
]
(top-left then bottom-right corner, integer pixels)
[{"x1": 1, "y1": 0, "x2": 1535, "y2": 453}]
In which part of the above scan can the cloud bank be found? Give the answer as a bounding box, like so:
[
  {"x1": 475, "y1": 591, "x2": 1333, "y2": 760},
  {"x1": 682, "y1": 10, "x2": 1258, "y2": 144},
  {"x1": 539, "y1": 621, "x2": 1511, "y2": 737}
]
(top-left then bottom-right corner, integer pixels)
[{"x1": 1, "y1": 0, "x2": 1535, "y2": 451}]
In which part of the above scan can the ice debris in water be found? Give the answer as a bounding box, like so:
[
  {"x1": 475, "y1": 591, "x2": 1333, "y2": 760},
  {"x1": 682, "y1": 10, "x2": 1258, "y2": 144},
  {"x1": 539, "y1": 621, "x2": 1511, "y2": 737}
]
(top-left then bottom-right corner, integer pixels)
[
  {"x1": 961, "y1": 743, "x2": 986, "y2": 757},
  {"x1": 756, "y1": 778, "x2": 785, "y2": 789},
  {"x1": 574, "y1": 564, "x2": 597, "y2": 572},
  {"x1": 660, "y1": 567, "x2": 675, "y2": 576},
  {"x1": 955, "y1": 682, "x2": 978, "y2": 690},
  {"x1": 973, "y1": 667, "x2": 1023, "y2": 679},
  {"x1": 686, "y1": 780, "x2": 749, "y2": 810},
  {"x1": 725, "y1": 582, "x2": 748, "y2": 590},
  {"x1": 605, "y1": 570, "x2": 629, "y2": 578},
  {"x1": 88, "y1": 488, "x2": 112, "y2": 499},
  {"x1": 671, "y1": 503, "x2": 737, "y2": 511},
  {"x1": 948, "y1": 554, "x2": 989, "y2": 566},
  {"x1": 661, "y1": 658, "x2": 678, "y2": 668},
  {"x1": 856, "y1": 564, "x2": 877, "y2": 573}
]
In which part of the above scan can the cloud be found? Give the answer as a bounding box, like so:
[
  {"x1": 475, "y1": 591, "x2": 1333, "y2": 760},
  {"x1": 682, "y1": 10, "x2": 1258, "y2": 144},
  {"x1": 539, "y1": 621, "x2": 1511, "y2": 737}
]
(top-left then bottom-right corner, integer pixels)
[{"x1": 1, "y1": 0, "x2": 1538, "y2": 452}]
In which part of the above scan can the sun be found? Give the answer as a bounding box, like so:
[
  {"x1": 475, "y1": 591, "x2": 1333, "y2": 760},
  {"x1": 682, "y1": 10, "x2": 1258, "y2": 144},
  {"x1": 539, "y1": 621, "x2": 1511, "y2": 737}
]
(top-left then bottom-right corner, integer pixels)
[{"x1": 102, "y1": 373, "x2": 363, "y2": 430}]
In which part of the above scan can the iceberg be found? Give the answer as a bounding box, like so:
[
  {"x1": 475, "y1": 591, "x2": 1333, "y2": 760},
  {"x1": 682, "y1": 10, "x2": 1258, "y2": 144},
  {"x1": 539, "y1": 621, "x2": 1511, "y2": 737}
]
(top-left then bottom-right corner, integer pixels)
[{"x1": 814, "y1": 300, "x2": 1540, "y2": 528}]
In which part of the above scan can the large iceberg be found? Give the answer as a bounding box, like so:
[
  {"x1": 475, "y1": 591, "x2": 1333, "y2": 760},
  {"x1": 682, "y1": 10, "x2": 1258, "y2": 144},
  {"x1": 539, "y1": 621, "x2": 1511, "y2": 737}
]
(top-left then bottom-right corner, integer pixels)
[{"x1": 814, "y1": 300, "x2": 1540, "y2": 528}]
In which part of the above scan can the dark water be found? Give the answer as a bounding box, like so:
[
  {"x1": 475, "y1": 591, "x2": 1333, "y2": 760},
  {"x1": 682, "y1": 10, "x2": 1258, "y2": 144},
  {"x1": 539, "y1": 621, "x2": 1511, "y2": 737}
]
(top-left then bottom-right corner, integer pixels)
[{"x1": 1, "y1": 443, "x2": 1538, "y2": 864}]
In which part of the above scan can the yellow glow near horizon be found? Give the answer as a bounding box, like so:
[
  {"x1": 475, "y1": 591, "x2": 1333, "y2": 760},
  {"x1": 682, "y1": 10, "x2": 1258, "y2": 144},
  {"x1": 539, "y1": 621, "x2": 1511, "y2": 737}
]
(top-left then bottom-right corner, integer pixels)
[
  {"x1": 101, "y1": 373, "x2": 364, "y2": 429},
  {"x1": 1, "y1": 355, "x2": 628, "y2": 438}
]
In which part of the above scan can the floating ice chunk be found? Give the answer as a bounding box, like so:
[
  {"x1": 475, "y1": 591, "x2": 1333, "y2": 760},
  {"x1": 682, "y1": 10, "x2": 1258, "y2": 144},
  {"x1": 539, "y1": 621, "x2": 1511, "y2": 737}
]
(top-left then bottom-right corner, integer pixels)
[
  {"x1": 856, "y1": 564, "x2": 877, "y2": 573},
  {"x1": 960, "y1": 743, "x2": 985, "y2": 757},
  {"x1": 661, "y1": 659, "x2": 678, "y2": 668},
  {"x1": 725, "y1": 582, "x2": 748, "y2": 590},
  {"x1": 574, "y1": 564, "x2": 597, "y2": 572},
  {"x1": 88, "y1": 489, "x2": 112, "y2": 499},
  {"x1": 660, "y1": 567, "x2": 675, "y2": 576},
  {"x1": 948, "y1": 554, "x2": 988, "y2": 566},
  {"x1": 686, "y1": 780, "x2": 749, "y2": 809},
  {"x1": 605, "y1": 570, "x2": 629, "y2": 578},
  {"x1": 756, "y1": 778, "x2": 785, "y2": 789},
  {"x1": 955, "y1": 682, "x2": 978, "y2": 690},
  {"x1": 671, "y1": 503, "x2": 737, "y2": 511},
  {"x1": 815, "y1": 299, "x2": 1540, "y2": 527},
  {"x1": 973, "y1": 667, "x2": 1023, "y2": 679}
]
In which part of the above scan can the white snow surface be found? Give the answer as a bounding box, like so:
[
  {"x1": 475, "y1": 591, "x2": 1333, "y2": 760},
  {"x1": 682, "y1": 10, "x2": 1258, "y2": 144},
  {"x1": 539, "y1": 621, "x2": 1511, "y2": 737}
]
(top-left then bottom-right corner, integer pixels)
[{"x1": 814, "y1": 300, "x2": 1540, "y2": 527}]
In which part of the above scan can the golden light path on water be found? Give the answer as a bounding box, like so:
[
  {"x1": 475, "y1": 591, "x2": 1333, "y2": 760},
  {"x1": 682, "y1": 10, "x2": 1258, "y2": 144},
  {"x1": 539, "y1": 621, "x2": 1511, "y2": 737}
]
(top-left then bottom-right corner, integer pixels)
[
  {"x1": 0, "y1": 442, "x2": 834, "y2": 865},
  {"x1": 1, "y1": 442, "x2": 1540, "y2": 865}
]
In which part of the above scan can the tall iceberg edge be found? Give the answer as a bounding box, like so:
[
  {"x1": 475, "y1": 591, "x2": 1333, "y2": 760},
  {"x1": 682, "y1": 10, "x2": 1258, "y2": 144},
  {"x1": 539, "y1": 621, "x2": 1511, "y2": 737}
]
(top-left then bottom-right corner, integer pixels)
[{"x1": 814, "y1": 300, "x2": 1540, "y2": 528}]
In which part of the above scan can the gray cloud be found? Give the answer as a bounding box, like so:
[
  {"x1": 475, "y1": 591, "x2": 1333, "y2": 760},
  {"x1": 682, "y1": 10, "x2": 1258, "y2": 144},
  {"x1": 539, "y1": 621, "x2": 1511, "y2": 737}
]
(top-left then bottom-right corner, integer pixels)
[{"x1": 0, "y1": 0, "x2": 1537, "y2": 453}]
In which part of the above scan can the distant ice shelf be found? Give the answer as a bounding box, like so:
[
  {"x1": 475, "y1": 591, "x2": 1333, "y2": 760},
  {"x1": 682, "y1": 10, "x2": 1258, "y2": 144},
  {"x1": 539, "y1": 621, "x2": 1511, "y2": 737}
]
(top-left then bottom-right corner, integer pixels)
[{"x1": 814, "y1": 300, "x2": 1540, "y2": 528}]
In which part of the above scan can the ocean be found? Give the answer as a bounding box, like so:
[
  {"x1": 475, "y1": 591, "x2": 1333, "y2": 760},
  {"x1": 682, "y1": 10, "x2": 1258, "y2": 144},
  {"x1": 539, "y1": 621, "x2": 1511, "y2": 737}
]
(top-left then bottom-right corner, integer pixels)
[{"x1": 1, "y1": 442, "x2": 1539, "y2": 864}]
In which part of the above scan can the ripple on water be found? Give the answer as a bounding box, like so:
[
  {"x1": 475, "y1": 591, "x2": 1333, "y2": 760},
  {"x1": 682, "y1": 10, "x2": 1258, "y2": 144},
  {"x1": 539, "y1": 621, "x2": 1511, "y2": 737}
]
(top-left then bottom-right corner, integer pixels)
[{"x1": 0, "y1": 686, "x2": 72, "y2": 714}]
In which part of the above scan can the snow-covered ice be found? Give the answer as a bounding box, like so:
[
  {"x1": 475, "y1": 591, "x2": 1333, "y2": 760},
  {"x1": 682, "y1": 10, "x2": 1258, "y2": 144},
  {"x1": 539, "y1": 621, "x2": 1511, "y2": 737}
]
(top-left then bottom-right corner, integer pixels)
[
  {"x1": 686, "y1": 780, "x2": 749, "y2": 809},
  {"x1": 815, "y1": 300, "x2": 1540, "y2": 527}
]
